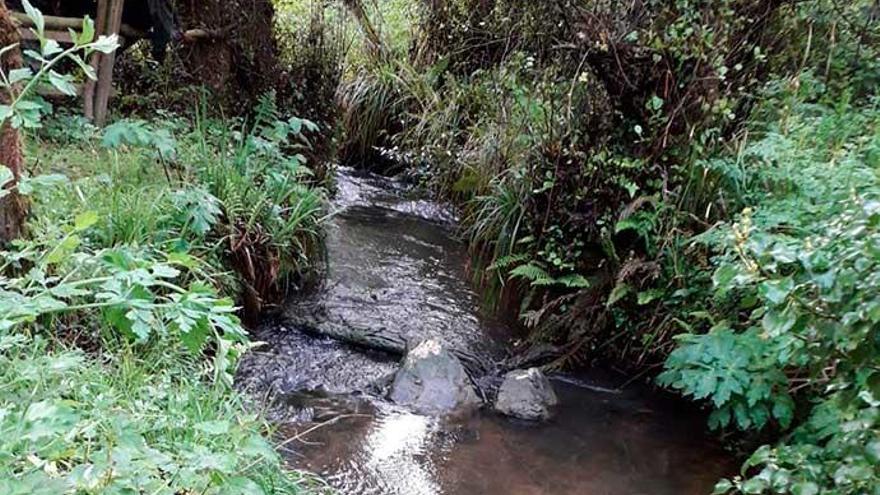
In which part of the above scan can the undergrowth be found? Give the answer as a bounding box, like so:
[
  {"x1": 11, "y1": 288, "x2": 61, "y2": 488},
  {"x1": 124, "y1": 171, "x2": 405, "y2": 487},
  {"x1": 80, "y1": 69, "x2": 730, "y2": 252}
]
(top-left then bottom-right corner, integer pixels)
[
  {"x1": 0, "y1": 335, "x2": 316, "y2": 494},
  {"x1": 1, "y1": 105, "x2": 326, "y2": 491},
  {"x1": 331, "y1": 0, "x2": 880, "y2": 492},
  {"x1": 659, "y1": 77, "x2": 880, "y2": 494},
  {"x1": 0, "y1": 7, "x2": 327, "y2": 491}
]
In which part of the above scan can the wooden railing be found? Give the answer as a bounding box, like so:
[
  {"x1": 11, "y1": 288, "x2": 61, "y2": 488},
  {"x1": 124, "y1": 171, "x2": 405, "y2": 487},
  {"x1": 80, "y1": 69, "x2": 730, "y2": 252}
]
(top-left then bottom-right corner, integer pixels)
[{"x1": 11, "y1": 1, "x2": 224, "y2": 126}]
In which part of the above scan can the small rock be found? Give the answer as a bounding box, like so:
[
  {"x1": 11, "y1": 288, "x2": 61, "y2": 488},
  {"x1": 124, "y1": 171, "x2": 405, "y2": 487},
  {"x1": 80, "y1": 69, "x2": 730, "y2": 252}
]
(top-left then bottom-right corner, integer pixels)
[
  {"x1": 389, "y1": 339, "x2": 481, "y2": 414},
  {"x1": 494, "y1": 368, "x2": 558, "y2": 421}
]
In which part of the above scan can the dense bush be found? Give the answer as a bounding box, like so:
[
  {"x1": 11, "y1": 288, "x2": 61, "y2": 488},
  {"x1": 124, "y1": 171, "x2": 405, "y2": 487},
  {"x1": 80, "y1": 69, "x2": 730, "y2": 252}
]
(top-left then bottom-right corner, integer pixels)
[
  {"x1": 657, "y1": 79, "x2": 880, "y2": 493},
  {"x1": 0, "y1": 119, "x2": 323, "y2": 490},
  {"x1": 0, "y1": 335, "x2": 313, "y2": 494},
  {"x1": 95, "y1": 95, "x2": 326, "y2": 319},
  {"x1": 1, "y1": 112, "x2": 324, "y2": 493}
]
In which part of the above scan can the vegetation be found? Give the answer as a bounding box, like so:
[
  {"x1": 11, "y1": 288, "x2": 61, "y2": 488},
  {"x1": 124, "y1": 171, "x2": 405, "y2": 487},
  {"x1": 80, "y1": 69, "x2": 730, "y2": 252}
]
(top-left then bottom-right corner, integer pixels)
[
  {"x1": 0, "y1": 114, "x2": 324, "y2": 491},
  {"x1": 327, "y1": 0, "x2": 880, "y2": 492},
  {"x1": 661, "y1": 78, "x2": 880, "y2": 494},
  {"x1": 1, "y1": 0, "x2": 879, "y2": 492},
  {"x1": 0, "y1": 336, "x2": 313, "y2": 494},
  {"x1": 0, "y1": 4, "x2": 325, "y2": 492}
]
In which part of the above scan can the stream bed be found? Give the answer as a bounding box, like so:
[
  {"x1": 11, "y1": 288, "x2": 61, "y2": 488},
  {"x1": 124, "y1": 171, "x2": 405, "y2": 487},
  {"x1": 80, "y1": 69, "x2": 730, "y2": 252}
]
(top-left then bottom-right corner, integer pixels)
[{"x1": 237, "y1": 168, "x2": 734, "y2": 495}]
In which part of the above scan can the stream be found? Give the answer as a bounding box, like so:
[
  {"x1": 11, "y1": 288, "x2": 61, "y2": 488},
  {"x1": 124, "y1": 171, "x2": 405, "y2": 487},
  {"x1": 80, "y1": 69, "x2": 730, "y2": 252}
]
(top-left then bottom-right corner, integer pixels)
[{"x1": 236, "y1": 168, "x2": 734, "y2": 495}]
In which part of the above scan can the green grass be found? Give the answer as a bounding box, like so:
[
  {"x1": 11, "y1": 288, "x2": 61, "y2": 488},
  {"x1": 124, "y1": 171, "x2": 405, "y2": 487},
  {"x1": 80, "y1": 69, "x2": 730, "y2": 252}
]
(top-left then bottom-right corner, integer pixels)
[
  {"x1": 32, "y1": 108, "x2": 327, "y2": 312},
  {"x1": 0, "y1": 335, "x2": 318, "y2": 494},
  {"x1": 0, "y1": 110, "x2": 328, "y2": 494}
]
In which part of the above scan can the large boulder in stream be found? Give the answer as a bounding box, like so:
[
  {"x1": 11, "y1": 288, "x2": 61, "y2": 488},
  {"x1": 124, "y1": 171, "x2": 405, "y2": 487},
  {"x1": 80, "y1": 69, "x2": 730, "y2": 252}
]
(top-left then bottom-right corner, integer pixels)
[
  {"x1": 494, "y1": 368, "x2": 559, "y2": 421},
  {"x1": 389, "y1": 339, "x2": 481, "y2": 414}
]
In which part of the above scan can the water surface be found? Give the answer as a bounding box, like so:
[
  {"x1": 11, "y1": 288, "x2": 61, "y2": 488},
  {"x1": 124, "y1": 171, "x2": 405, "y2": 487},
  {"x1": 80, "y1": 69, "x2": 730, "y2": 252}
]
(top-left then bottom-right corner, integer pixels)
[{"x1": 237, "y1": 168, "x2": 733, "y2": 494}]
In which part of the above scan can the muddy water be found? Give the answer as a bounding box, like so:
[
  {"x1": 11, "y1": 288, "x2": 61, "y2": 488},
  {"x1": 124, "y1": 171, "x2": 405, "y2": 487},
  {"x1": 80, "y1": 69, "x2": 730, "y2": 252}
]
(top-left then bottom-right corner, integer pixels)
[{"x1": 237, "y1": 168, "x2": 733, "y2": 494}]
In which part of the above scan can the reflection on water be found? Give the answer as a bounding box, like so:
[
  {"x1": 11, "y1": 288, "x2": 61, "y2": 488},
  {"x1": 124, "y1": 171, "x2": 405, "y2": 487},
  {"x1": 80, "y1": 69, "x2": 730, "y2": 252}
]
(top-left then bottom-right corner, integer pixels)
[
  {"x1": 361, "y1": 412, "x2": 440, "y2": 495},
  {"x1": 238, "y1": 168, "x2": 734, "y2": 495},
  {"x1": 285, "y1": 170, "x2": 509, "y2": 356},
  {"x1": 292, "y1": 379, "x2": 731, "y2": 495}
]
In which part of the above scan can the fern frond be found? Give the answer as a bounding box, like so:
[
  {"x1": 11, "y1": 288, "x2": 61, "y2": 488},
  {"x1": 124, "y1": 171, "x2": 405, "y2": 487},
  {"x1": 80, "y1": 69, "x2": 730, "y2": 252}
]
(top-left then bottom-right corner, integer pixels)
[
  {"x1": 556, "y1": 274, "x2": 591, "y2": 288},
  {"x1": 509, "y1": 263, "x2": 550, "y2": 282},
  {"x1": 488, "y1": 253, "x2": 529, "y2": 271}
]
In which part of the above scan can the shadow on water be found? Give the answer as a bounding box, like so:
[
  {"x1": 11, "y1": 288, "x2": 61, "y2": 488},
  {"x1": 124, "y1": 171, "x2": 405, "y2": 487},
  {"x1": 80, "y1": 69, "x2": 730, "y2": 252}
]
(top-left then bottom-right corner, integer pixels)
[{"x1": 236, "y1": 168, "x2": 734, "y2": 495}]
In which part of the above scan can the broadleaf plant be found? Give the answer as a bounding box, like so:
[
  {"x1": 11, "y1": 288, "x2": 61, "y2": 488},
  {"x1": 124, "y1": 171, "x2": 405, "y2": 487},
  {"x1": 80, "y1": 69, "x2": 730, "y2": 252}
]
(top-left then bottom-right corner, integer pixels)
[{"x1": 0, "y1": 0, "x2": 119, "y2": 130}]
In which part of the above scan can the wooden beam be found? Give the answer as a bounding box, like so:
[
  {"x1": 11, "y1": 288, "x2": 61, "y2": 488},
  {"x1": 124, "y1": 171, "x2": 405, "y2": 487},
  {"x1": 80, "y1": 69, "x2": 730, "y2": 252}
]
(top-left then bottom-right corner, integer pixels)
[
  {"x1": 19, "y1": 27, "x2": 125, "y2": 47},
  {"x1": 13, "y1": 10, "x2": 229, "y2": 45},
  {"x1": 19, "y1": 28, "x2": 74, "y2": 44},
  {"x1": 10, "y1": 11, "x2": 145, "y2": 40}
]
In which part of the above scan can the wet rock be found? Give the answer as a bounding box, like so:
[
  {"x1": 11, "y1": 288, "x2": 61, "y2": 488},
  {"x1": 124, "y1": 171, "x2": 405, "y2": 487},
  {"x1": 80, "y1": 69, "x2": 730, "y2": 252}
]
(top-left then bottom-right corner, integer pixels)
[
  {"x1": 389, "y1": 339, "x2": 481, "y2": 414},
  {"x1": 494, "y1": 368, "x2": 558, "y2": 421},
  {"x1": 369, "y1": 371, "x2": 396, "y2": 396}
]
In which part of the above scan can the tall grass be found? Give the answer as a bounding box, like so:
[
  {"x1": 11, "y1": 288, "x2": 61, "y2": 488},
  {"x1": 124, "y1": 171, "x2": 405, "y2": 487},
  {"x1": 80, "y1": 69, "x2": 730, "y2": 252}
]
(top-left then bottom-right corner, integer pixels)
[
  {"x1": 28, "y1": 102, "x2": 328, "y2": 319},
  {"x1": 0, "y1": 106, "x2": 328, "y2": 493},
  {"x1": 337, "y1": 62, "x2": 412, "y2": 166}
]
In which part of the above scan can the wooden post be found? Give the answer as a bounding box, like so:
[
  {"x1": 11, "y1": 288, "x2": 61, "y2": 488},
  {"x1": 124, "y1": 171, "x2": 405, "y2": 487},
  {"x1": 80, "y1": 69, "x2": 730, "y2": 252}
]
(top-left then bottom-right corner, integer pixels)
[
  {"x1": 83, "y1": 0, "x2": 109, "y2": 121},
  {"x1": 92, "y1": 0, "x2": 123, "y2": 126}
]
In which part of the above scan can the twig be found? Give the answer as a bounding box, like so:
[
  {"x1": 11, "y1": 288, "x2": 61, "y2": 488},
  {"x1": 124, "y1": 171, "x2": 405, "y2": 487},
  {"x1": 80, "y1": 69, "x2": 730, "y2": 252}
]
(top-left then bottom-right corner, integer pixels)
[{"x1": 236, "y1": 414, "x2": 370, "y2": 475}]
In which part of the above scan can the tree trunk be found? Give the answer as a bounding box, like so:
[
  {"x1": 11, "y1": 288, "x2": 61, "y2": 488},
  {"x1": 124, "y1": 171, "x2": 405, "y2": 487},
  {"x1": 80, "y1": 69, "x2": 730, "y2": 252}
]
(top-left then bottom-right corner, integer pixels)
[
  {"x1": 341, "y1": 0, "x2": 386, "y2": 61},
  {"x1": 174, "y1": 0, "x2": 280, "y2": 109},
  {"x1": 0, "y1": 2, "x2": 26, "y2": 245}
]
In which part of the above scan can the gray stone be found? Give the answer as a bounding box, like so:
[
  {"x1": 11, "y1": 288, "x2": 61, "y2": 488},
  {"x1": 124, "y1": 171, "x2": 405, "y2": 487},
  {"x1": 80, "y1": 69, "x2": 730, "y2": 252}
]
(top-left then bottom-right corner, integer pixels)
[
  {"x1": 389, "y1": 339, "x2": 481, "y2": 414},
  {"x1": 494, "y1": 368, "x2": 558, "y2": 421}
]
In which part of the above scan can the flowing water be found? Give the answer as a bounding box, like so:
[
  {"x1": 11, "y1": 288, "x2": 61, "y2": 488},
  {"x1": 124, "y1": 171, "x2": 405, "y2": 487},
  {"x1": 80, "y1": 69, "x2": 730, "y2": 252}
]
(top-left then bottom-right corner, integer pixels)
[{"x1": 237, "y1": 168, "x2": 734, "y2": 495}]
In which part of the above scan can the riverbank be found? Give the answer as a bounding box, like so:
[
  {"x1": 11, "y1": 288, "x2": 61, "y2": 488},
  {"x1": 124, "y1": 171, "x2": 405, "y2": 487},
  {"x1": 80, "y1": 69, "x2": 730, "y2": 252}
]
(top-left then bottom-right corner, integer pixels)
[
  {"x1": 0, "y1": 108, "x2": 326, "y2": 493},
  {"x1": 315, "y1": 0, "x2": 880, "y2": 492}
]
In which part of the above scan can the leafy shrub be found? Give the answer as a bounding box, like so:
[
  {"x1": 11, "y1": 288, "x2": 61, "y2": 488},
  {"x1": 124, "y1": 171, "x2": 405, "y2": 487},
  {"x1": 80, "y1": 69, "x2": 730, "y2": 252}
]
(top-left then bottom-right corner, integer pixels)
[
  {"x1": 189, "y1": 100, "x2": 326, "y2": 316},
  {"x1": 42, "y1": 97, "x2": 328, "y2": 318},
  {"x1": 0, "y1": 1, "x2": 118, "y2": 130},
  {"x1": 1, "y1": 164, "x2": 246, "y2": 382},
  {"x1": 659, "y1": 82, "x2": 880, "y2": 493},
  {"x1": 0, "y1": 334, "x2": 310, "y2": 494}
]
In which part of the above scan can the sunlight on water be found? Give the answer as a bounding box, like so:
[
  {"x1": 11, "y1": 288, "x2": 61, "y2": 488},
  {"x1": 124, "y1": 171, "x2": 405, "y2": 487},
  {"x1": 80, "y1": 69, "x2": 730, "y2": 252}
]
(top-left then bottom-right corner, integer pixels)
[{"x1": 364, "y1": 412, "x2": 440, "y2": 494}]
